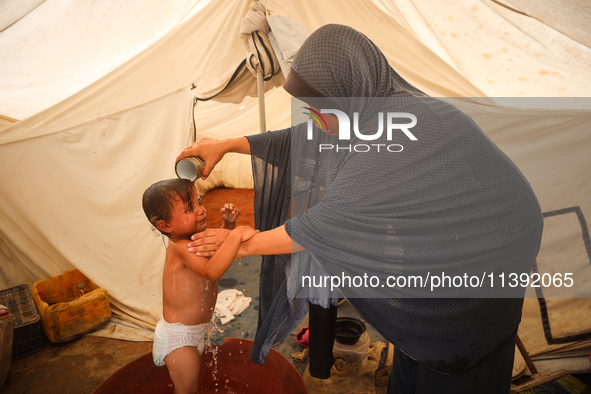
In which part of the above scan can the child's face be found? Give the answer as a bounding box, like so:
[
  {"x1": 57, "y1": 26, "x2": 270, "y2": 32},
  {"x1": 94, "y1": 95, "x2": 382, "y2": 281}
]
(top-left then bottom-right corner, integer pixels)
[{"x1": 167, "y1": 190, "x2": 207, "y2": 238}]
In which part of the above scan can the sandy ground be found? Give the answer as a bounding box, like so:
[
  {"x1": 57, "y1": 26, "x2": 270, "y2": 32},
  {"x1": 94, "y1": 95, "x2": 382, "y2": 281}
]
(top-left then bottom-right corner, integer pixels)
[{"x1": 3, "y1": 336, "x2": 153, "y2": 393}]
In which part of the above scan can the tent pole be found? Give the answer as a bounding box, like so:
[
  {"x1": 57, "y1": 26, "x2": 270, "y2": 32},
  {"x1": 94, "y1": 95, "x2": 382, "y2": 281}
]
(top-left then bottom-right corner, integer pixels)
[{"x1": 257, "y1": 68, "x2": 266, "y2": 133}]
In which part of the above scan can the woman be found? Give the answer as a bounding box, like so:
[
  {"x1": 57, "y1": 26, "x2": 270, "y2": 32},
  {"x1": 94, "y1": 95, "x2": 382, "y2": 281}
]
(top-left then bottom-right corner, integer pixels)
[{"x1": 177, "y1": 24, "x2": 543, "y2": 393}]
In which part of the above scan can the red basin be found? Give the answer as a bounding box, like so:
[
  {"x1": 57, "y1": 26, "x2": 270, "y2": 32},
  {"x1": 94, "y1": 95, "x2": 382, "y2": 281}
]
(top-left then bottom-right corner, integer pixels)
[{"x1": 93, "y1": 337, "x2": 307, "y2": 393}]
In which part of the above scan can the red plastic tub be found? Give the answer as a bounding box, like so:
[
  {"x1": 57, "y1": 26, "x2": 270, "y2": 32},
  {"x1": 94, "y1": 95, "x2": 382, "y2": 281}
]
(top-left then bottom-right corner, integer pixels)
[{"x1": 93, "y1": 337, "x2": 307, "y2": 393}]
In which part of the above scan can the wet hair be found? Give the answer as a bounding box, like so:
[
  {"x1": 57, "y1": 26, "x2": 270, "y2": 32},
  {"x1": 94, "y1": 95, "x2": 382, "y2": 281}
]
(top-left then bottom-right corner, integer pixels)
[{"x1": 142, "y1": 178, "x2": 197, "y2": 234}]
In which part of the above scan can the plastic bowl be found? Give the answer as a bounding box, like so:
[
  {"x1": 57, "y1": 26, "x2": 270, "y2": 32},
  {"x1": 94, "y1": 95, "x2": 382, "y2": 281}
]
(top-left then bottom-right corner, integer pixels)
[{"x1": 335, "y1": 317, "x2": 367, "y2": 345}]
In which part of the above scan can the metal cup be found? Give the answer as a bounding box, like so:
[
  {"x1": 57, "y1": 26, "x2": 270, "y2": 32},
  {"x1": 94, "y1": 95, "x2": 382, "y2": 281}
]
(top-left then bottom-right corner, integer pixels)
[{"x1": 175, "y1": 156, "x2": 206, "y2": 182}]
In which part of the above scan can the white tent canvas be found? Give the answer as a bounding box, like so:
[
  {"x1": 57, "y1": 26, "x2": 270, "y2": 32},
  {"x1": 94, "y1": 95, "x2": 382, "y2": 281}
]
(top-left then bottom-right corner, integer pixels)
[{"x1": 1, "y1": 0, "x2": 590, "y2": 358}]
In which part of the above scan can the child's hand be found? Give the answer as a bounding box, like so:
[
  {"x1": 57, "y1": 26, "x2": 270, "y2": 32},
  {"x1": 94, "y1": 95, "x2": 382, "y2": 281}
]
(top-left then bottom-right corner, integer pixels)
[{"x1": 221, "y1": 203, "x2": 240, "y2": 229}]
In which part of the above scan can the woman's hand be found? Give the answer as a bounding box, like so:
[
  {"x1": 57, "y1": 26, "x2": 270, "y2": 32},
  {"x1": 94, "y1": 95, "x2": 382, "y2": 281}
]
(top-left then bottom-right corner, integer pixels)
[
  {"x1": 176, "y1": 138, "x2": 226, "y2": 180},
  {"x1": 188, "y1": 228, "x2": 231, "y2": 257},
  {"x1": 188, "y1": 226, "x2": 259, "y2": 257},
  {"x1": 176, "y1": 136, "x2": 251, "y2": 180}
]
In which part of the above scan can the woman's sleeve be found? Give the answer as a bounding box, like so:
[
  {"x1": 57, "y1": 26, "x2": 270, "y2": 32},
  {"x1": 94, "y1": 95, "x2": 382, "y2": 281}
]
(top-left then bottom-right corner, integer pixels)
[{"x1": 245, "y1": 128, "x2": 291, "y2": 232}]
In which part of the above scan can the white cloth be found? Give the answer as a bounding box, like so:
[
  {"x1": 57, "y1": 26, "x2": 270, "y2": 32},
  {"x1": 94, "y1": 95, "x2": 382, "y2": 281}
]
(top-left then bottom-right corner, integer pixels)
[
  {"x1": 239, "y1": 0, "x2": 270, "y2": 61},
  {"x1": 267, "y1": 16, "x2": 310, "y2": 78},
  {"x1": 152, "y1": 318, "x2": 209, "y2": 367},
  {"x1": 239, "y1": 1, "x2": 269, "y2": 40},
  {"x1": 214, "y1": 289, "x2": 252, "y2": 325}
]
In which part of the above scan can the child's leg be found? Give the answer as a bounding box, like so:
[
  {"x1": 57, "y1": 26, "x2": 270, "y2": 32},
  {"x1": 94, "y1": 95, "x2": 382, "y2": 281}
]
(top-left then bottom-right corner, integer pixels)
[{"x1": 165, "y1": 346, "x2": 202, "y2": 394}]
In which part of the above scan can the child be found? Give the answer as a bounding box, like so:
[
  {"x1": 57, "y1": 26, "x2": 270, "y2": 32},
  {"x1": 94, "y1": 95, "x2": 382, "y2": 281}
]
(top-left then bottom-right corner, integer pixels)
[{"x1": 142, "y1": 178, "x2": 256, "y2": 394}]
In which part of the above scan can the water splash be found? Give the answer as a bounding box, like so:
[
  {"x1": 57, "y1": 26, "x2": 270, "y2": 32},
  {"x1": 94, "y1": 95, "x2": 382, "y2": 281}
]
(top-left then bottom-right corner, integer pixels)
[{"x1": 204, "y1": 311, "x2": 224, "y2": 389}]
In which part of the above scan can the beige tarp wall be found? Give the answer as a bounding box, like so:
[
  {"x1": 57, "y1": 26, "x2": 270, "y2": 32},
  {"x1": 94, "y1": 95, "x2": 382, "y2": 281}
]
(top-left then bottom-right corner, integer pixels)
[{"x1": 1, "y1": 0, "x2": 590, "y2": 358}]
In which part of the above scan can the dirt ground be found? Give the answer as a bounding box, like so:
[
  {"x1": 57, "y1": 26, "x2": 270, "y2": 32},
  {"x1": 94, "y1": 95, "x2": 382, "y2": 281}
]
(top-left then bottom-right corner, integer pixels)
[{"x1": 2, "y1": 336, "x2": 152, "y2": 394}]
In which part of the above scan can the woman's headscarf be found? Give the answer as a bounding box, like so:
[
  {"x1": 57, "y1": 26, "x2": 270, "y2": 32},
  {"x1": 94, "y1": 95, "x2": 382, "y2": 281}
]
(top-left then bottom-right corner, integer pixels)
[{"x1": 284, "y1": 24, "x2": 425, "y2": 99}]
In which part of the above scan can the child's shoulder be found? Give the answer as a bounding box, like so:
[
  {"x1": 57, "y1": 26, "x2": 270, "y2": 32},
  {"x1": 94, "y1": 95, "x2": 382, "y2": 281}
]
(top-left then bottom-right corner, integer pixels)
[
  {"x1": 166, "y1": 238, "x2": 190, "y2": 255},
  {"x1": 166, "y1": 238, "x2": 208, "y2": 267}
]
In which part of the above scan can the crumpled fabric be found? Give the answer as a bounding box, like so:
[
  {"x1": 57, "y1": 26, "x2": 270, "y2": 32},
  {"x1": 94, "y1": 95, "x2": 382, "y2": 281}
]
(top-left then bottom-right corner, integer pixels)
[
  {"x1": 239, "y1": 1, "x2": 279, "y2": 82},
  {"x1": 239, "y1": 1, "x2": 269, "y2": 40},
  {"x1": 295, "y1": 326, "x2": 310, "y2": 348},
  {"x1": 266, "y1": 16, "x2": 309, "y2": 78},
  {"x1": 239, "y1": 1, "x2": 269, "y2": 64},
  {"x1": 214, "y1": 289, "x2": 252, "y2": 325}
]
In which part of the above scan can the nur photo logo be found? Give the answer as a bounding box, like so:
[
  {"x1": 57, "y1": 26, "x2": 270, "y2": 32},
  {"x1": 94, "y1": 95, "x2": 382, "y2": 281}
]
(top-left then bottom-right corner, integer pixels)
[
  {"x1": 303, "y1": 107, "x2": 328, "y2": 133},
  {"x1": 304, "y1": 106, "x2": 418, "y2": 153}
]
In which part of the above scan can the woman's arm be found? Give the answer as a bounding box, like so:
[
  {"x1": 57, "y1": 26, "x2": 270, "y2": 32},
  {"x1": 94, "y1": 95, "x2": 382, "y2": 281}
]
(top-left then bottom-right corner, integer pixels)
[
  {"x1": 176, "y1": 137, "x2": 251, "y2": 180},
  {"x1": 236, "y1": 225, "x2": 294, "y2": 257}
]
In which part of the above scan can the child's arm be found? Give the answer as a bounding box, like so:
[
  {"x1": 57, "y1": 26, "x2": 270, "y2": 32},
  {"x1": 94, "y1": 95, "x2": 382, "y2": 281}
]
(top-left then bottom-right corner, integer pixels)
[
  {"x1": 175, "y1": 226, "x2": 258, "y2": 281},
  {"x1": 220, "y1": 203, "x2": 239, "y2": 230}
]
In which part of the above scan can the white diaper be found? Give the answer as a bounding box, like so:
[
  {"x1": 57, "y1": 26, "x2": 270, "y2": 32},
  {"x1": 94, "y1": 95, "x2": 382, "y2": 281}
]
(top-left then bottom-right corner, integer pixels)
[{"x1": 152, "y1": 318, "x2": 210, "y2": 366}]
